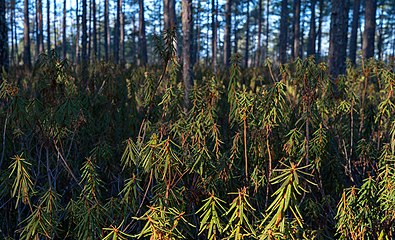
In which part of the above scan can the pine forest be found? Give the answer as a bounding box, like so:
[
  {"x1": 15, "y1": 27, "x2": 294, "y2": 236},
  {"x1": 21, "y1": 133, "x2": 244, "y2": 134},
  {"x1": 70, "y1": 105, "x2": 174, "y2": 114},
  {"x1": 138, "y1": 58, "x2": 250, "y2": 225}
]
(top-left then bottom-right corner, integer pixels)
[{"x1": 0, "y1": 0, "x2": 395, "y2": 239}]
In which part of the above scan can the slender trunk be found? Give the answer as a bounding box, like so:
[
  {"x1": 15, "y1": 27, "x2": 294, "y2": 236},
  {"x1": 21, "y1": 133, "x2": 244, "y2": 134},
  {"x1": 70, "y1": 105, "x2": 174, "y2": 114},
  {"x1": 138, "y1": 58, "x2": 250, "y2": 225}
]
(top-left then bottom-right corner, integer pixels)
[
  {"x1": 88, "y1": 0, "x2": 91, "y2": 59},
  {"x1": 75, "y1": 0, "x2": 79, "y2": 63},
  {"x1": 233, "y1": 12, "x2": 238, "y2": 55},
  {"x1": 317, "y1": 0, "x2": 323, "y2": 59},
  {"x1": 37, "y1": 0, "x2": 44, "y2": 53},
  {"x1": 164, "y1": 0, "x2": 169, "y2": 29},
  {"x1": 328, "y1": 0, "x2": 349, "y2": 78},
  {"x1": 244, "y1": 1, "x2": 250, "y2": 67},
  {"x1": 362, "y1": 0, "x2": 377, "y2": 59},
  {"x1": 104, "y1": 0, "x2": 109, "y2": 61},
  {"x1": 169, "y1": 0, "x2": 176, "y2": 28},
  {"x1": 377, "y1": 12, "x2": 383, "y2": 60},
  {"x1": 11, "y1": 1, "x2": 15, "y2": 65},
  {"x1": 120, "y1": 1, "x2": 125, "y2": 64},
  {"x1": 0, "y1": 0, "x2": 8, "y2": 72},
  {"x1": 62, "y1": 0, "x2": 66, "y2": 59},
  {"x1": 264, "y1": 0, "x2": 269, "y2": 59},
  {"x1": 81, "y1": 0, "x2": 88, "y2": 83},
  {"x1": 224, "y1": 0, "x2": 231, "y2": 66},
  {"x1": 349, "y1": 0, "x2": 360, "y2": 65},
  {"x1": 92, "y1": 0, "x2": 97, "y2": 58},
  {"x1": 114, "y1": 0, "x2": 120, "y2": 64},
  {"x1": 53, "y1": 0, "x2": 57, "y2": 51},
  {"x1": 279, "y1": 0, "x2": 288, "y2": 63},
  {"x1": 182, "y1": 0, "x2": 193, "y2": 110},
  {"x1": 47, "y1": 0, "x2": 50, "y2": 51},
  {"x1": 256, "y1": 0, "x2": 262, "y2": 66},
  {"x1": 24, "y1": 0, "x2": 31, "y2": 69},
  {"x1": 307, "y1": 0, "x2": 316, "y2": 57},
  {"x1": 139, "y1": 0, "x2": 148, "y2": 65},
  {"x1": 293, "y1": 0, "x2": 300, "y2": 59},
  {"x1": 212, "y1": 0, "x2": 218, "y2": 70}
]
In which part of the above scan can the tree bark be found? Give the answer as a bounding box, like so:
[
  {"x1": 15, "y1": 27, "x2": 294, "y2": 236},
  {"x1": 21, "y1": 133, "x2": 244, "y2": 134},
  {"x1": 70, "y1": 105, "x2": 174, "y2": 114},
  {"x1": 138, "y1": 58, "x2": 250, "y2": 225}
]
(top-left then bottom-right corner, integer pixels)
[
  {"x1": 224, "y1": 0, "x2": 231, "y2": 66},
  {"x1": 62, "y1": 0, "x2": 67, "y2": 59},
  {"x1": 0, "y1": 0, "x2": 8, "y2": 72},
  {"x1": 82, "y1": 0, "x2": 88, "y2": 79},
  {"x1": 362, "y1": 0, "x2": 377, "y2": 59},
  {"x1": 348, "y1": 0, "x2": 360, "y2": 65},
  {"x1": 244, "y1": 1, "x2": 250, "y2": 67},
  {"x1": 164, "y1": 0, "x2": 176, "y2": 29},
  {"x1": 114, "y1": 0, "x2": 121, "y2": 63},
  {"x1": 47, "y1": 0, "x2": 50, "y2": 51},
  {"x1": 264, "y1": 0, "x2": 270, "y2": 59},
  {"x1": 328, "y1": 0, "x2": 348, "y2": 77},
  {"x1": 293, "y1": 0, "x2": 300, "y2": 59},
  {"x1": 120, "y1": 0, "x2": 125, "y2": 64},
  {"x1": 104, "y1": 0, "x2": 109, "y2": 61},
  {"x1": 307, "y1": 0, "x2": 316, "y2": 57},
  {"x1": 139, "y1": 0, "x2": 148, "y2": 65},
  {"x1": 36, "y1": 0, "x2": 44, "y2": 55},
  {"x1": 317, "y1": 0, "x2": 323, "y2": 59},
  {"x1": 75, "y1": 0, "x2": 79, "y2": 63},
  {"x1": 255, "y1": 0, "x2": 262, "y2": 66},
  {"x1": 24, "y1": 0, "x2": 31, "y2": 69},
  {"x1": 53, "y1": 0, "x2": 57, "y2": 50},
  {"x1": 212, "y1": 0, "x2": 218, "y2": 70},
  {"x1": 279, "y1": 0, "x2": 288, "y2": 64},
  {"x1": 92, "y1": 0, "x2": 97, "y2": 58},
  {"x1": 182, "y1": 0, "x2": 193, "y2": 110}
]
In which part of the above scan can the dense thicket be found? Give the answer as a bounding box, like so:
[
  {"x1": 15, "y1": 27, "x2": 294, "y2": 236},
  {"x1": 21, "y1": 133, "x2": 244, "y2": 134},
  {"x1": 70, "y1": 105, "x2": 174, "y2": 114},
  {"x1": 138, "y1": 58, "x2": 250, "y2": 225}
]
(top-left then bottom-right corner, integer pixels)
[{"x1": 1, "y1": 43, "x2": 395, "y2": 238}]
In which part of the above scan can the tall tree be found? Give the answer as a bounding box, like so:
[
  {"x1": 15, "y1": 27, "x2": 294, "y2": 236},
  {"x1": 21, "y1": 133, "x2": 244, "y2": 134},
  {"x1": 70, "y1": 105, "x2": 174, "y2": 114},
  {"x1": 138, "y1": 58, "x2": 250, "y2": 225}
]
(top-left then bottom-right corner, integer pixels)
[
  {"x1": 75, "y1": 0, "x2": 80, "y2": 62},
  {"x1": 47, "y1": 0, "x2": 50, "y2": 50},
  {"x1": 362, "y1": 0, "x2": 377, "y2": 59},
  {"x1": 349, "y1": 0, "x2": 361, "y2": 65},
  {"x1": 182, "y1": 0, "x2": 193, "y2": 110},
  {"x1": 104, "y1": 0, "x2": 109, "y2": 61},
  {"x1": 139, "y1": 0, "x2": 148, "y2": 65},
  {"x1": 317, "y1": 0, "x2": 323, "y2": 59},
  {"x1": 244, "y1": 0, "x2": 250, "y2": 67},
  {"x1": 120, "y1": 0, "x2": 124, "y2": 64},
  {"x1": 53, "y1": 0, "x2": 57, "y2": 50},
  {"x1": 293, "y1": 0, "x2": 301, "y2": 59},
  {"x1": 307, "y1": 0, "x2": 316, "y2": 56},
  {"x1": 224, "y1": 0, "x2": 232, "y2": 66},
  {"x1": 0, "y1": 0, "x2": 8, "y2": 72},
  {"x1": 36, "y1": 0, "x2": 44, "y2": 54},
  {"x1": 279, "y1": 0, "x2": 288, "y2": 63},
  {"x1": 24, "y1": 0, "x2": 31, "y2": 69},
  {"x1": 114, "y1": 0, "x2": 121, "y2": 63},
  {"x1": 255, "y1": 0, "x2": 262, "y2": 66},
  {"x1": 328, "y1": 0, "x2": 348, "y2": 77},
  {"x1": 92, "y1": 0, "x2": 97, "y2": 58},
  {"x1": 211, "y1": 0, "x2": 218, "y2": 70},
  {"x1": 81, "y1": 0, "x2": 88, "y2": 82},
  {"x1": 264, "y1": 0, "x2": 270, "y2": 59},
  {"x1": 62, "y1": 0, "x2": 66, "y2": 59},
  {"x1": 164, "y1": 0, "x2": 176, "y2": 29}
]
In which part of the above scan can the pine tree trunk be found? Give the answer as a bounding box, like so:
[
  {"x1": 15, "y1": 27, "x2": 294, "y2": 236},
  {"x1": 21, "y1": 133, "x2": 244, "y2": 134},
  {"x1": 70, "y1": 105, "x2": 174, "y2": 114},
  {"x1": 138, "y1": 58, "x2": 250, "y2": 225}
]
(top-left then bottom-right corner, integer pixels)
[
  {"x1": 317, "y1": 0, "x2": 323, "y2": 59},
  {"x1": 62, "y1": 0, "x2": 67, "y2": 59},
  {"x1": 82, "y1": 0, "x2": 88, "y2": 80},
  {"x1": 182, "y1": 0, "x2": 193, "y2": 110},
  {"x1": 255, "y1": 0, "x2": 262, "y2": 66},
  {"x1": 139, "y1": 0, "x2": 148, "y2": 65},
  {"x1": 92, "y1": 0, "x2": 97, "y2": 58},
  {"x1": 120, "y1": 1, "x2": 125, "y2": 64},
  {"x1": 114, "y1": 0, "x2": 120, "y2": 64},
  {"x1": 264, "y1": 0, "x2": 269, "y2": 59},
  {"x1": 10, "y1": 1, "x2": 15, "y2": 65},
  {"x1": 104, "y1": 0, "x2": 109, "y2": 61},
  {"x1": 307, "y1": 0, "x2": 316, "y2": 57},
  {"x1": 244, "y1": 1, "x2": 250, "y2": 67},
  {"x1": 328, "y1": 0, "x2": 348, "y2": 77},
  {"x1": 75, "y1": 0, "x2": 79, "y2": 63},
  {"x1": 0, "y1": 0, "x2": 8, "y2": 72},
  {"x1": 24, "y1": 0, "x2": 31, "y2": 69},
  {"x1": 279, "y1": 0, "x2": 288, "y2": 63},
  {"x1": 293, "y1": 0, "x2": 300, "y2": 59},
  {"x1": 47, "y1": 0, "x2": 50, "y2": 51},
  {"x1": 53, "y1": 0, "x2": 57, "y2": 50},
  {"x1": 224, "y1": 0, "x2": 231, "y2": 66},
  {"x1": 362, "y1": 0, "x2": 377, "y2": 59},
  {"x1": 37, "y1": 0, "x2": 44, "y2": 54},
  {"x1": 349, "y1": 0, "x2": 360, "y2": 65},
  {"x1": 212, "y1": 0, "x2": 218, "y2": 70}
]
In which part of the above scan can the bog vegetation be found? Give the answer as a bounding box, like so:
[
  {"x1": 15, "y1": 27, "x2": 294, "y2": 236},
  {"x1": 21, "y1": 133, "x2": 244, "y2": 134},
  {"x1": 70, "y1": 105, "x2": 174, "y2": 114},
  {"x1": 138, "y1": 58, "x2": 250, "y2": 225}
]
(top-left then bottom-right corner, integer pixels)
[{"x1": 1, "y1": 35, "x2": 395, "y2": 239}]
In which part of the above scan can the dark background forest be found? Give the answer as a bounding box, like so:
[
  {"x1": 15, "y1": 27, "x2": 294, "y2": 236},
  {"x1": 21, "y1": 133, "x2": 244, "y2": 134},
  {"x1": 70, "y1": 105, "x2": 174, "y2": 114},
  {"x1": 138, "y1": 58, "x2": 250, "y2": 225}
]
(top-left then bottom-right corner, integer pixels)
[{"x1": 1, "y1": 0, "x2": 395, "y2": 239}]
